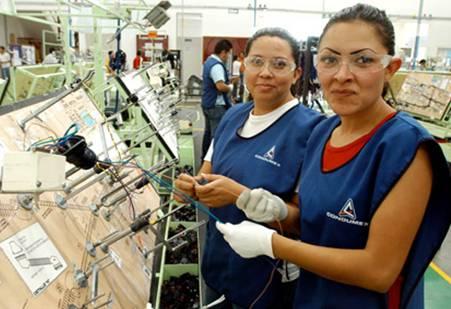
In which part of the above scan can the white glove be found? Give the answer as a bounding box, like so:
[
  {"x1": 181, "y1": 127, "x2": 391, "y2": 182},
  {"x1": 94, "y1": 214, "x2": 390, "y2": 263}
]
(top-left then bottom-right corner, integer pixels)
[
  {"x1": 216, "y1": 221, "x2": 276, "y2": 258},
  {"x1": 236, "y1": 189, "x2": 288, "y2": 223}
]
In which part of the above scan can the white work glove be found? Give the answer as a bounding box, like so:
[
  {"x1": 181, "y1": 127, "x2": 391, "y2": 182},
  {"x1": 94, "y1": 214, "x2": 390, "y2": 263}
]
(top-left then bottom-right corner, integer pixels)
[
  {"x1": 236, "y1": 189, "x2": 288, "y2": 223},
  {"x1": 216, "y1": 220, "x2": 276, "y2": 259}
]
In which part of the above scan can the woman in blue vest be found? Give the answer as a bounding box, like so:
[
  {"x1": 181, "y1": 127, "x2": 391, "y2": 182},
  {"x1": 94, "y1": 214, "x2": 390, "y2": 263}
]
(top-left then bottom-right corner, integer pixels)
[
  {"x1": 216, "y1": 4, "x2": 451, "y2": 309},
  {"x1": 174, "y1": 28, "x2": 324, "y2": 308}
]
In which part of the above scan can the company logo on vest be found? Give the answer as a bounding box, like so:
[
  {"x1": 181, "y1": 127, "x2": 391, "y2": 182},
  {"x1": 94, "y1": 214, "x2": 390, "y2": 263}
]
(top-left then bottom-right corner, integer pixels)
[
  {"x1": 255, "y1": 145, "x2": 280, "y2": 167},
  {"x1": 326, "y1": 198, "x2": 368, "y2": 227}
]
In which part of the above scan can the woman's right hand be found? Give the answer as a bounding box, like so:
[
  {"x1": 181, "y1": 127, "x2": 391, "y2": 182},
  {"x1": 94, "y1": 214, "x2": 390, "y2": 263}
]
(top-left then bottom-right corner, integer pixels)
[{"x1": 173, "y1": 173, "x2": 198, "y2": 203}]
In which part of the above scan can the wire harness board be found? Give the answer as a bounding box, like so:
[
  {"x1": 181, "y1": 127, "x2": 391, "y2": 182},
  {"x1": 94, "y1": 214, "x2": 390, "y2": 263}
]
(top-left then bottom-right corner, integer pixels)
[{"x1": 0, "y1": 87, "x2": 162, "y2": 308}]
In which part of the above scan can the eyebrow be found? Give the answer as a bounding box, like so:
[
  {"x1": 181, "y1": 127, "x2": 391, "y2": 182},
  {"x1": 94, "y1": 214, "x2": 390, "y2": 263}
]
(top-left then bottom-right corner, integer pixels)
[
  {"x1": 249, "y1": 55, "x2": 290, "y2": 61},
  {"x1": 319, "y1": 47, "x2": 377, "y2": 54}
]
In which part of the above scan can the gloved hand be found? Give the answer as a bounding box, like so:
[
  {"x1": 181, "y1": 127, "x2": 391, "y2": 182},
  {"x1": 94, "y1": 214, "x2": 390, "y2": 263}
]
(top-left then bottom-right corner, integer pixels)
[
  {"x1": 236, "y1": 189, "x2": 288, "y2": 223},
  {"x1": 216, "y1": 221, "x2": 276, "y2": 258}
]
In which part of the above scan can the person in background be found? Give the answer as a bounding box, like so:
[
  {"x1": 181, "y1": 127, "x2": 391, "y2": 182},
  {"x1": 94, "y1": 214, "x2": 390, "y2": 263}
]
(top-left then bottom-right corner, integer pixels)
[
  {"x1": 105, "y1": 50, "x2": 114, "y2": 74},
  {"x1": 0, "y1": 46, "x2": 11, "y2": 80},
  {"x1": 162, "y1": 48, "x2": 175, "y2": 70},
  {"x1": 200, "y1": 39, "x2": 234, "y2": 159},
  {"x1": 231, "y1": 54, "x2": 242, "y2": 102},
  {"x1": 112, "y1": 49, "x2": 127, "y2": 72},
  {"x1": 217, "y1": 4, "x2": 451, "y2": 309},
  {"x1": 133, "y1": 50, "x2": 143, "y2": 70},
  {"x1": 418, "y1": 59, "x2": 427, "y2": 70},
  {"x1": 175, "y1": 28, "x2": 324, "y2": 308},
  {"x1": 42, "y1": 48, "x2": 59, "y2": 64},
  {"x1": 238, "y1": 52, "x2": 246, "y2": 101}
]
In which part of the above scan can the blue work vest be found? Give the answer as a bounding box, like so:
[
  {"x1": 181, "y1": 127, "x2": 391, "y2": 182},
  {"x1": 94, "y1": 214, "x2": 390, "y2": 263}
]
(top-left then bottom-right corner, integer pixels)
[
  {"x1": 202, "y1": 56, "x2": 231, "y2": 109},
  {"x1": 202, "y1": 102, "x2": 324, "y2": 308},
  {"x1": 295, "y1": 112, "x2": 451, "y2": 308}
]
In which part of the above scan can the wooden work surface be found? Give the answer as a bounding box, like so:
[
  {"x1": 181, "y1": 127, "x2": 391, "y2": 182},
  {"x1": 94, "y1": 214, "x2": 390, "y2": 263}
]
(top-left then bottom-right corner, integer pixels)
[{"x1": 0, "y1": 89, "x2": 160, "y2": 308}]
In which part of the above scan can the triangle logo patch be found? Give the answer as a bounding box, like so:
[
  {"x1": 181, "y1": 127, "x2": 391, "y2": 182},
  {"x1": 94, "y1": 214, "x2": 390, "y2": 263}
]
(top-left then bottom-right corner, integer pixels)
[
  {"x1": 338, "y1": 199, "x2": 356, "y2": 220},
  {"x1": 263, "y1": 145, "x2": 276, "y2": 160}
]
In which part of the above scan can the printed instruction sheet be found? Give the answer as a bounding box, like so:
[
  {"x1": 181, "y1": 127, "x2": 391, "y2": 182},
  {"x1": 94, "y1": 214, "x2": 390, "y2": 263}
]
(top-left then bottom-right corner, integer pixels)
[{"x1": 0, "y1": 222, "x2": 67, "y2": 296}]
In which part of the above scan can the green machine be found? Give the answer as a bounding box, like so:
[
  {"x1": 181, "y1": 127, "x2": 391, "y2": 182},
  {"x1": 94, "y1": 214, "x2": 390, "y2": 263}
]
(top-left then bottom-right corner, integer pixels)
[{"x1": 2, "y1": 64, "x2": 65, "y2": 104}]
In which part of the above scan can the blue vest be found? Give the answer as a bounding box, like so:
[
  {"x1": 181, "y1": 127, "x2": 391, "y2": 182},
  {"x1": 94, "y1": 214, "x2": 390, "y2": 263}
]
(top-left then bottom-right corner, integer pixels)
[
  {"x1": 202, "y1": 56, "x2": 231, "y2": 109},
  {"x1": 295, "y1": 112, "x2": 451, "y2": 308},
  {"x1": 202, "y1": 102, "x2": 324, "y2": 308}
]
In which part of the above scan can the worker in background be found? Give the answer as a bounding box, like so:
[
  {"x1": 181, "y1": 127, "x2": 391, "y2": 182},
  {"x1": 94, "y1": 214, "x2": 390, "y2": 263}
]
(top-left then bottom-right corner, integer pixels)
[
  {"x1": 418, "y1": 59, "x2": 427, "y2": 70},
  {"x1": 133, "y1": 50, "x2": 143, "y2": 70},
  {"x1": 231, "y1": 54, "x2": 241, "y2": 102},
  {"x1": 175, "y1": 28, "x2": 324, "y2": 308},
  {"x1": 162, "y1": 48, "x2": 175, "y2": 71},
  {"x1": 112, "y1": 49, "x2": 127, "y2": 73},
  {"x1": 217, "y1": 4, "x2": 451, "y2": 309},
  {"x1": 238, "y1": 51, "x2": 245, "y2": 101},
  {"x1": 105, "y1": 50, "x2": 114, "y2": 74},
  {"x1": 200, "y1": 39, "x2": 234, "y2": 159},
  {"x1": 42, "y1": 48, "x2": 59, "y2": 64},
  {"x1": 0, "y1": 46, "x2": 11, "y2": 80}
]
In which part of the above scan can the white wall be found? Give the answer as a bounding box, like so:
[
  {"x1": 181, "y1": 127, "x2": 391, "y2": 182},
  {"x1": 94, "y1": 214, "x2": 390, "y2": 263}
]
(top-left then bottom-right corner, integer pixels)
[
  {"x1": 11, "y1": 0, "x2": 449, "y2": 73},
  {"x1": 426, "y1": 20, "x2": 451, "y2": 57}
]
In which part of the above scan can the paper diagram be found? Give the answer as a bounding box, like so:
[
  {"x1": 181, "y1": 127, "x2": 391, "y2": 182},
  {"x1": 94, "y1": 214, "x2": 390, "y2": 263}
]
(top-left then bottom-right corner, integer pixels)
[{"x1": 0, "y1": 223, "x2": 67, "y2": 296}]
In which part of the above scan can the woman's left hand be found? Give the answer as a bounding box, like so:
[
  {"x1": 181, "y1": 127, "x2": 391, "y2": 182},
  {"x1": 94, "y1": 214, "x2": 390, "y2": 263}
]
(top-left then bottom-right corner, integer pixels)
[
  {"x1": 216, "y1": 220, "x2": 276, "y2": 258},
  {"x1": 194, "y1": 174, "x2": 247, "y2": 207}
]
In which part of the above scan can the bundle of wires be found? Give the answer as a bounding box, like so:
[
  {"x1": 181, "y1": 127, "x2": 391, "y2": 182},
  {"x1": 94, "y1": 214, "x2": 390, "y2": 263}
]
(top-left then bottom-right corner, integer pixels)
[{"x1": 28, "y1": 123, "x2": 81, "y2": 152}]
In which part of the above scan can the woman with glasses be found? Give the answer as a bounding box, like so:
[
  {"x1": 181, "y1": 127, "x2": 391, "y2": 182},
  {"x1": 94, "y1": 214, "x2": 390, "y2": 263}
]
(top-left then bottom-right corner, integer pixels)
[
  {"x1": 174, "y1": 28, "x2": 324, "y2": 308},
  {"x1": 216, "y1": 4, "x2": 450, "y2": 309}
]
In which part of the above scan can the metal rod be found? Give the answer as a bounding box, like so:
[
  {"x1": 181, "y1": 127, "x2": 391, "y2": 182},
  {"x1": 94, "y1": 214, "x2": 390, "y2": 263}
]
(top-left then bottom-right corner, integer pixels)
[
  {"x1": 93, "y1": 253, "x2": 112, "y2": 266},
  {"x1": 102, "y1": 187, "x2": 134, "y2": 208},
  {"x1": 128, "y1": 132, "x2": 158, "y2": 150},
  {"x1": 144, "y1": 220, "x2": 207, "y2": 258},
  {"x1": 18, "y1": 71, "x2": 93, "y2": 130},
  {"x1": 65, "y1": 166, "x2": 81, "y2": 178},
  {"x1": 90, "y1": 264, "x2": 99, "y2": 302},
  {"x1": 100, "y1": 229, "x2": 133, "y2": 253},
  {"x1": 93, "y1": 297, "x2": 113, "y2": 309},
  {"x1": 98, "y1": 125, "x2": 110, "y2": 162},
  {"x1": 65, "y1": 153, "x2": 134, "y2": 194},
  {"x1": 103, "y1": 103, "x2": 136, "y2": 123},
  {"x1": 81, "y1": 293, "x2": 106, "y2": 308},
  {"x1": 94, "y1": 231, "x2": 120, "y2": 248},
  {"x1": 64, "y1": 169, "x2": 98, "y2": 193},
  {"x1": 100, "y1": 173, "x2": 145, "y2": 204},
  {"x1": 153, "y1": 204, "x2": 186, "y2": 225},
  {"x1": 18, "y1": 85, "x2": 69, "y2": 129},
  {"x1": 66, "y1": 172, "x2": 109, "y2": 199},
  {"x1": 99, "y1": 259, "x2": 115, "y2": 271},
  {"x1": 100, "y1": 159, "x2": 174, "y2": 205},
  {"x1": 132, "y1": 63, "x2": 155, "y2": 77},
  {"x1": 412, "y1": 0, "x2": 425, "y2": 70}
]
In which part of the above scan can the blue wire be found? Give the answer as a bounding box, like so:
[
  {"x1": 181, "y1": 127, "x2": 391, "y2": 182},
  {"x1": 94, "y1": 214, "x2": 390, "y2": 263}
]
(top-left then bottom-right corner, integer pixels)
[
  {"x1": 57, "y1": 123, "x2": 80, "y2": 145},
  {"x1": 29, "y1": 123, "x2": 80, "y2": 150},
  {"x1": 128, "y1": 162, "x2": 223, "y2": 223}
]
